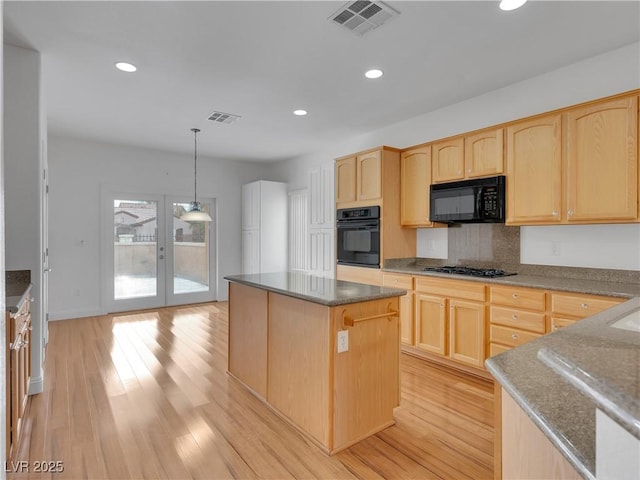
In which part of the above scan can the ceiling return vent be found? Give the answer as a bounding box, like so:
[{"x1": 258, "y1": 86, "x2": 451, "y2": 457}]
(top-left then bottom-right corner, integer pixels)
[
  {"x1": 329, "y1": 1, "x2": 399, "y2": 37},
  {"x1": 207, "y1": 111, "x2": 241, "y2": 125}
]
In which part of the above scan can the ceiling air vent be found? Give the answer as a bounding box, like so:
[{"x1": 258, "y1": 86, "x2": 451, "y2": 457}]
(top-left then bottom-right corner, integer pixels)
[
  {"x1": 207, "y1": 111, "x2": 241, "y2": 125},
  {"x1": 329, "y1": 1, "x2": 399, "y2": 37}
]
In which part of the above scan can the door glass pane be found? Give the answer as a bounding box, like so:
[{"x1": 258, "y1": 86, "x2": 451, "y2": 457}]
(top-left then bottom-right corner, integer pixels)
[
  {"x1": 172, "y1": 202, "x2": 210, "y2": 294},
  {"x1": 114, "y1": 199, "x2": 158, "y2": 299}
]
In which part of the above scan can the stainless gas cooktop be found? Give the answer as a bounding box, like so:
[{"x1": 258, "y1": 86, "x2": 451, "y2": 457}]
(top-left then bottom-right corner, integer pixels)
[{"x1": 423, "y1": 266, "x2": 517, "y2": 278}]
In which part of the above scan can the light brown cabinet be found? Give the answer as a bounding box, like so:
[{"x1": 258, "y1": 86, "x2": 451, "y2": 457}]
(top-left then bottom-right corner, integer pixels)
[
  {"x1": 400, "y1": 146, "x2": 434, "y2": 227},
  {"x1": 464, "y1": 128, "x2": 504, "y2": 178},
  {"x1": 381, "y1": 272, "x2": 414, "y2": 346},
  {"x1": 550, "y1": 291, "x2": 623, "y2": 332},
  {"x1": 506, "y1": 95, "x2": 639, "y2": 225},
  {"x1": 506, "y1": 114, "x2": 563, "y2": 224},
  {"x1": 6, "y1": 291, "x2": 32, "y2": 461},
  {"x1": 565, "y1": 96, "x2": 638, "y2": 223},
  {"x1": 335, "y1": 149, "x2": 383, "y2": 207},
  {"x1": 432, "y1": 128, "x2": 504, "y2": 184},
  {"x1": 489, "y1": 285, "x2": 546, "y2": 354},
  {"x1": 432, "y1": 137, "x2": 464, "y2": 183},
  {"x1": 335, "y1": 156, "x2": 357, "y2": 204},
  {"x1": 336, "y1": 265, "x2": 382, "y2": 286},
  {"x1": 414, "y1": 277, "x2": 486, "y2": 368}
]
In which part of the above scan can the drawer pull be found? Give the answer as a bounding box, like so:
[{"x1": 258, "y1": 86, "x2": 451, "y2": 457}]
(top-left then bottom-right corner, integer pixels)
[
  {"x1": 581, "y1": 303, "x2": 589, "y2": 309},
  {"x1": 512, "y1": 314, "x2": 518, "y2": 320},
  {"x1": 512, "y1": 293, "x2": 519, "y2": 299},
  {"x1": 511, "y1": 333, "x2": 519, "y2": 340}
]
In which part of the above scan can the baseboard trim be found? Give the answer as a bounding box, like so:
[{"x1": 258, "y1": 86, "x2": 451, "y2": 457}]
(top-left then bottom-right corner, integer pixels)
[{"x1": 49, "y1": 308, "x2": 105, "y2": 321}]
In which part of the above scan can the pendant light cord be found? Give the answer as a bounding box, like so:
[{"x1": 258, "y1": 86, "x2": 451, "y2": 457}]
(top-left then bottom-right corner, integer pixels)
[{"x1": 191, "y1": 128, "x2": 200, "y2": 204}]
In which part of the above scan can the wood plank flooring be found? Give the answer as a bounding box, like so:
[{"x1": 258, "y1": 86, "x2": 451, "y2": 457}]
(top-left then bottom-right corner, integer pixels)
[{"x1": 10, "y1": 302, "x2": 494, "y2": 479}]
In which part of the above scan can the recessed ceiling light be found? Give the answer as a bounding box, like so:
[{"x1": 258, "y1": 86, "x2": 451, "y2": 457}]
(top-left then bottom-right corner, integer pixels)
[
  {"x1": 115, "y1": 62, "x2": 137, "y2": 73},
  {"x1": 365, "y1": 69, "x2": 383, "y2": 79},
  {"x1": 293, "y1": 109, "x2": 308, "y2": 116},
  {"x1": 499, "y1": 0, "x2": 527, "y2": 11}
]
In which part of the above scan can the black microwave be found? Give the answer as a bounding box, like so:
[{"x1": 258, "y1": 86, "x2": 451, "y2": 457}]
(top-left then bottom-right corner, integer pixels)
[{"x1": 430, "y1": 175, "x2": 506, "y2": 223}]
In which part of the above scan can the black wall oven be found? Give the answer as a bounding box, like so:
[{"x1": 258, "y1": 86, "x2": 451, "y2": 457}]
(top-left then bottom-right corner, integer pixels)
[{"x1": 336, "y1": 206, "x2": 380, "y2": 268}]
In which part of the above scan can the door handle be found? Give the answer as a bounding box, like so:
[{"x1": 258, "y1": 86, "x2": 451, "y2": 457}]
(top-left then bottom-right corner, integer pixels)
[
  {"x1": 159, "y1": 255, "x2": 164, "y2": 260},
  {"x1": 44, "y1": 267, "x2": 52, "y2": 273}
]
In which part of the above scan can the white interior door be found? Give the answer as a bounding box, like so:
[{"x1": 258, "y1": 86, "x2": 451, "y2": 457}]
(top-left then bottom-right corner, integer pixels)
[{"x1": 103, "y1": 192, "x2": 216, "y2": 312}]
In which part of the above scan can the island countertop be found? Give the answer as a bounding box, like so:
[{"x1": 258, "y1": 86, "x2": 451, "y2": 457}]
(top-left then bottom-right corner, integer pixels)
[
  {"x1": 225, "y1": 271, "x2": 406, "y2": 306},
  {"x1": 486, "y1": 296, "x2": 640, "y2": 480}
]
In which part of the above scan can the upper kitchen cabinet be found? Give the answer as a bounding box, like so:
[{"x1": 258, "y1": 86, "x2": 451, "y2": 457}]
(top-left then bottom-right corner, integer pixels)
[
  {"x1": 565, "y1": 96, "x2": 638, "y2": 223},
  {"x1": 335, "y1": 147, "x2": 400, "y2": 209},
  {"x1": 506, "y1": 114, "x2": 563, "y2": 224},
  {"x1": 432, "y1": 129, "x2": 504, "y2": 184},
  {"x1": 431, "y1": 137, "x2": 464, "y2": 183},
  {"x1": 335, "y1": 157, "x2": 357, "y2": 204},
  {"x1": 506, "y1": 93, "x2": 639, "y2": 225},
  {"x1": 464, "y1": 128, "x2": 504, "y2": 178},
  {"x1": 401, "y1": 146, "x2": 433, "y2": 227}
]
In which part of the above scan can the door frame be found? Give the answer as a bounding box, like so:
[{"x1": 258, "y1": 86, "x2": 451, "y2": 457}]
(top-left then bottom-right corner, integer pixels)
[{"x1": 101, "y1": 189, "x2": 218, "y2": 313}]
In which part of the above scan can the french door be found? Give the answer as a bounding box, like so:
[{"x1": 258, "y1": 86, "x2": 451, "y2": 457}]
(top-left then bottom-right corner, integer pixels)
[{"x1": 103, "y1": 192, "x2": 216, "y2": 312}]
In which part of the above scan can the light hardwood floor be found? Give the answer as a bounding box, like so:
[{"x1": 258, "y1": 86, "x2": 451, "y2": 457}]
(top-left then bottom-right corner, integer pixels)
[{"x1": 10, "y1": 302, "x2": 494, "y2": 479}]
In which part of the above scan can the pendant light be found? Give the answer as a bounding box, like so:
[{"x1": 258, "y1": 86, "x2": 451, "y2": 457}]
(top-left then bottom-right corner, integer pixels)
[{"x1": 181, "y1": 128, "x2": 212, "y2": 222}]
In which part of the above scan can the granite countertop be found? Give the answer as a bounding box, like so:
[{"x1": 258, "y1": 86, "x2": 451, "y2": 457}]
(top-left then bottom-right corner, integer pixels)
[
  {"x1": 6, "y1": 273, "x2": 33, "y2": 314},
  {"x1": 382, "y1": 263, "x2": 640, "y2": 298},
  {"x1": 486, "y1": 297, "x2": 640, "y2": 480},
  {"x1": 225, "y1": 271, "x2": 406, "y2": 306}
]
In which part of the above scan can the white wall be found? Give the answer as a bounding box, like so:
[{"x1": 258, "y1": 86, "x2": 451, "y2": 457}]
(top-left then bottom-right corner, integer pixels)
[
  {"x1": 47, "y1": 136, "x2": 273, "y2": 319},
  {"x1": 4, "y1": 44, "x2": 46, "y2": 394},
  {"x1": 0, "y1": 2, "x2": 8, "y2": 473},
  {"x1": 273, "y1": 42, "x2": 640, "y2": 271}
]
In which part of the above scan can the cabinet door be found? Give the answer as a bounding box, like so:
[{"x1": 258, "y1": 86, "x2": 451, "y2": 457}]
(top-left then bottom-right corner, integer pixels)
[
  {"x1": 506, "y1": 114, "x2": 562, "y2": 224},
  {"x1": 399, "y1": 292, "x2": 414, "y2": 346},
  {"x1": 465, "y1": 128, "x2": 504, "y2": 178},
  {"x1": 242, "y1": 230, "x2": 260, "y2": 274},
  {"x1": 449, "y1": 299, "x2": 485, "y2": 367},
  {"x1": 415, "y1": 294, "x2": 447, "y2": 355},
  {"x1": 432, "y1": 137, "x2": 464, "y2": 183},
  {"x1": 565, "y1": 96, "x2": 638, "y2": 222},
  {"x1": 356, "y1": 151, "x2": 382, "y2": 202},
  {"x1": 401, "y1": 146, "x2": 432, "y2": 226},
  {"x1": 241, "y1": 182, "x2": 261, "y2": 230},
  {"x1": 335, "y1": 157, "x2": 357, "y2": 204}
]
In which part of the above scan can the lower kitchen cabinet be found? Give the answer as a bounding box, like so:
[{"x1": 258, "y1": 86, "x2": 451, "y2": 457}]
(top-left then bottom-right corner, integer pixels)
[
  {"x1": 381, "y1": 272, "x2": 414, "y2": 345},
  {"x1": 6, "y1": 291, "x2": 32, "y2": 460},
  {"x1": 336, "y1": 265, "x2": 382, "y2": 286},
  {"x1": 414, "y1": 277, "x2": 487, "y2": 369}
]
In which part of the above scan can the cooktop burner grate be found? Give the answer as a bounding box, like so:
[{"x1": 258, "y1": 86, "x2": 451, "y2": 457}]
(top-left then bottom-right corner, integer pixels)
[{"x1": 423, "y1": 266, "x2": 517, "y2": 278}]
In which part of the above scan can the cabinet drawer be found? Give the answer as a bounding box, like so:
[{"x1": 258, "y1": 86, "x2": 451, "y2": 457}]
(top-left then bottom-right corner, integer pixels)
[
  {"x1": 489, "y1": 342, "x2": 511, "y2": 357},
  {"x1": 336, "y1": 265, "x2": 382, "y2": 286},
  {"x1": 490, "y1": 325, "x2": 541, "y2": 348},
  {"x1": 490, "y1": 306, "x2": 545, "y2": 334},
  {"x1": 550, "y1": 293, "x2": 622, "y2": 318},
  {"x1": 415, "y1": 276, "x2": 486, "y2": 302},
  {"x1": 550, "y1": 316, "x2": 578, "y2": 333},
  {"x1": 382, "y1": 273, "x2": 413, "y2": 290},
  {"x1": 490, "y1": 285, "x2": 545, "y2": 311}
]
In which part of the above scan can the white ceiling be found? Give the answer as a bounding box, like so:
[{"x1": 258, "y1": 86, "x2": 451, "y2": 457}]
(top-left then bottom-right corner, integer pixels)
[{"x1": 4, "y1": 1, "x2": 640, "y2": 162}]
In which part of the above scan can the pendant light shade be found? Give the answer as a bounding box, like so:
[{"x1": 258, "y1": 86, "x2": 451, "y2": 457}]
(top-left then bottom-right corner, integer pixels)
[{"x1": 181, "y1": 128, "x2": 212, "y2": 222}]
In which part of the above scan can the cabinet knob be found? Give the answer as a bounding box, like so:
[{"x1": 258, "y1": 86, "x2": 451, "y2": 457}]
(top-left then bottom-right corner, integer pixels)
[
  {"x1": 511, "y1": 333, "x2": 519, "y2": 340},
  {"x1": 512, "y1": 314, "x2": 518, "y2": 320},
  {"x1": 440, "y1": 304, "x2": 444, "y2": 308},
  {"x1": 568, "y1": 210, "x2": 574, "y2": 217},
  {"x1": 552, "y1": 211, "x2": 559, "y2": 217},
  {"x1": 581, "y1": 303, "x2": 589, "y2": 309},
  {"x1": 467, "y1": 168, "x2": 472, "y2": 173},
  {"x1": 512, "y1": 293, "x2": 519, "y2": 299}
]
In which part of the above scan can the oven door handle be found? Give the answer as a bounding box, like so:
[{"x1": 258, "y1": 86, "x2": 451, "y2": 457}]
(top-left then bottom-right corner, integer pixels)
[
  {"x1": 337, "y1": 221, "x2": 379, "y2": 229},
  {"x1": 476, "y1": 187, "x2": 485, "y2": 218}
]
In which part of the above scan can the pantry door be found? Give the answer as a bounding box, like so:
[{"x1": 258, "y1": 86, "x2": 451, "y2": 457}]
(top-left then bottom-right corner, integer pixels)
[{"x1": 104, "y1": 193, "x2": 216, "y2": 313}]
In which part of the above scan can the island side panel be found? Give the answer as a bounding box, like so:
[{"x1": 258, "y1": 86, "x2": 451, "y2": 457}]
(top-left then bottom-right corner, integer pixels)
[
  {"x1": 267, "y1": 292, "x2": 331, "y2": 448},
  {"x1": 228, "y1": 282, "x2": 268, "y2": 399},
  {"x1": 331, "y1": 297, "x2": 400, "y2": 452}
]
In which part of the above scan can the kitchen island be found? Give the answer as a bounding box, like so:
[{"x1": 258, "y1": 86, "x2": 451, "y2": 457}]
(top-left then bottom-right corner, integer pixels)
[
  {"x1": 224, "y1": 271, "x2": 406, "y2": 455},
  {"x1": 486, "y1": 296, "x2": 640, "y2": 480}
]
